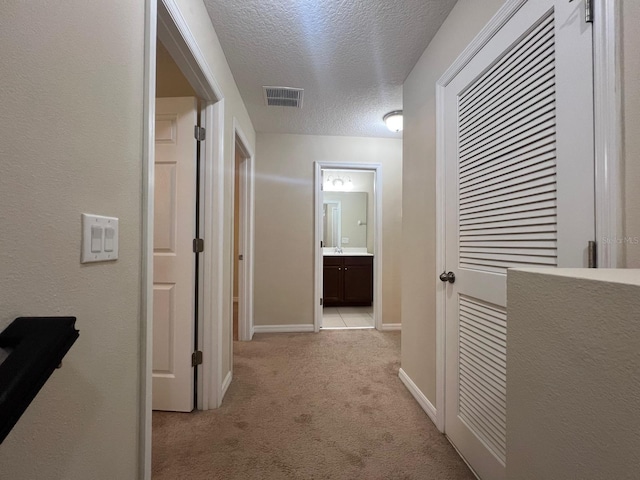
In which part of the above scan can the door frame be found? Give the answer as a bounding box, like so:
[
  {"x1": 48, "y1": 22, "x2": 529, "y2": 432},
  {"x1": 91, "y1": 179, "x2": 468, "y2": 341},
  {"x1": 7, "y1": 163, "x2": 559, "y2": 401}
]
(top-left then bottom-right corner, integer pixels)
[
  {"x1": 233, "y1": 119, "x2": 256, "y2": 341},
  {"x1": 142, "y1": 0, "x2": 226, "y2": 477},
  {"x1": 313, "y1": 162, "x2": 383, "y2": 332},
  {"x1": 433, "y1": 0, "x2": 622, "y2": 433}
]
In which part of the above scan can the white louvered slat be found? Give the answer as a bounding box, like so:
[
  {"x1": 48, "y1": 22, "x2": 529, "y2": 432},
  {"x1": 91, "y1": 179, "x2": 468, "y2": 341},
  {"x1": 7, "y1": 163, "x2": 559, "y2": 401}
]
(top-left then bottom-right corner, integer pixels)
[
  {"x1": 460, "y1": 120, "x2": 555, "y2": 170},
  {"x1": 460, "y1": 159, "x2": 556, "y2": 196},
  {"x1": 461, "y1": 140, "x2": 554, "y2": 186},
  {"x1": 459, "y1": 110, "x2": 556, "y2": 167},
  {"x1": 459, "y1": 29, "x2": 555, "y2": 125},
  {"x1": 460, "y1": 171, "x2": 555, "y2": 203},
  {"x1": 461, "y1": 206, "x2": 557, "y2": 225},
  {"x1": 459, "y1": 14, "x2": 554, "y2": 112},
  {"x1": 460, "y1": 197, "x2": 556, "y2": 218},
  {"x1": 460, "y1": 185, "x2": 556, "y2": 212},
  {"x1": 457, "y1": 10, "x2": 558, "y2": 275},
  {"x1": 458, "y1": 296, "x2": 507, "y2": 462},
  {"x1": 459, "y1": 52, "x2": 555, "y2": 133},
  {"x1": 460, "y1": 135, "x2": 555, "y2": 177},
  {"x1": 459, "y1": 17, "x2": 554, "y2": 118}
]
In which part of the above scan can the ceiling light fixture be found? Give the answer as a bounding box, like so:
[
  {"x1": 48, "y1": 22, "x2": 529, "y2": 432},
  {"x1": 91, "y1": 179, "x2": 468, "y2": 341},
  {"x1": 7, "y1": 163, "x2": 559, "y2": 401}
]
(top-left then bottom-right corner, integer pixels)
[{"x1": 383, "y1": 110, "x2": 403, "y2": 132}]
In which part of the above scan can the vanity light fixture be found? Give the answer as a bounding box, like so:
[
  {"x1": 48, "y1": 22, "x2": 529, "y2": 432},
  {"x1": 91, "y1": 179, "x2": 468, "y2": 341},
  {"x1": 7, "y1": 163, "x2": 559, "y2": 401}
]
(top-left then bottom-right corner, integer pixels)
[
  {"x1": 324, "y1": 174, "x2": 352, "y2": 190},
  {"x1": 383, "y1": 110, "x2": 403, "y2": 132}
]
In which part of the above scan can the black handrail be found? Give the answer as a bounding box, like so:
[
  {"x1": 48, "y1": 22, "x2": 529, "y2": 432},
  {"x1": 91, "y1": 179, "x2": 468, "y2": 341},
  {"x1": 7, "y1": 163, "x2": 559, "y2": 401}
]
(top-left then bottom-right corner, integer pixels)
[{"x1": 0, "y1": 317, "x2": 79, "y2": 444}]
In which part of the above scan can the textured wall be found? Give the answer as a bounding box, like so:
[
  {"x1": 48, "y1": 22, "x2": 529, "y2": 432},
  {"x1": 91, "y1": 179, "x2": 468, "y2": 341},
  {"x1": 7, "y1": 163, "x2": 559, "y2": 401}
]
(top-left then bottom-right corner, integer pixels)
[
  {"x1": 622, "y1": 0, "x2": 640, "y2": 267},
  {"x1": 507, "y1": 268, "x2": 640, "y2": 479},
  {"x1": 254, "y1": 133, "x2": 402, "y2": 326},
  {"x1": 401, "y1": 0, "x2": 504, "y2": 405},
  {"x1": 0, "y1": 1, "x2": 144, "y2": 477}
]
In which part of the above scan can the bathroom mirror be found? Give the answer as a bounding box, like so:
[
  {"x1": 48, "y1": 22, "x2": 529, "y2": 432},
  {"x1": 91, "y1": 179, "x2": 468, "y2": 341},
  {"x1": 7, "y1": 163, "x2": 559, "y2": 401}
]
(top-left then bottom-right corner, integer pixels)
[{"x1": 323, "y1": 192, "x2": 367, "y2": 248}]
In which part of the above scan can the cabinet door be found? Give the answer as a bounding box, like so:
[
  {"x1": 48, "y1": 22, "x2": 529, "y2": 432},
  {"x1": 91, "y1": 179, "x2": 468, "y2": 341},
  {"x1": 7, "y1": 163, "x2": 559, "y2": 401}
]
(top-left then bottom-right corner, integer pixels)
[
  {"x1": 323, "y1": 264, "x2": 343, "y2": 306},
  {"x1": 343, "y1": 264, "x2": 373, "y2": 305}
]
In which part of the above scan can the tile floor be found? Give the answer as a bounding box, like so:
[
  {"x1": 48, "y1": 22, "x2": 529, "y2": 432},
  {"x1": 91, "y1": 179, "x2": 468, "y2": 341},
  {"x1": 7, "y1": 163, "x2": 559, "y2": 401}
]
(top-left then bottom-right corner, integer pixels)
[{"x1": 321, "y1": 306, "x2": 374, "y2": 329}]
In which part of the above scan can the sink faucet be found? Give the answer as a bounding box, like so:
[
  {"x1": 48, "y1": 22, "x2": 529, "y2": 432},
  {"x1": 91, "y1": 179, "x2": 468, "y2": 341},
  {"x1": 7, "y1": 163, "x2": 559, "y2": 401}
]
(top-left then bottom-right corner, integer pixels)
[{"x1": 334, "y1": 246, "x2": 343, "y2": 254}]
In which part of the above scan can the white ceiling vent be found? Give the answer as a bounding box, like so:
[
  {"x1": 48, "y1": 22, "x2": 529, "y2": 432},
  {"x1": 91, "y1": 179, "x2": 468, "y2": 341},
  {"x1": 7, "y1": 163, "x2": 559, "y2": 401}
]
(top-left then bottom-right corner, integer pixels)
[{"x1": 263, "y1": 86, "x2": 304, "y2": 108}]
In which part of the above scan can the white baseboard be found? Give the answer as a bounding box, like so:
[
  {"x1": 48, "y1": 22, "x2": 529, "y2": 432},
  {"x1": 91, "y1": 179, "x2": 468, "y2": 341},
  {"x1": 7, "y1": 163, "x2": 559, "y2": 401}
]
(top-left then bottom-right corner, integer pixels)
[
  {"x1": 381, "y1": 323, "x2": 401, "y2": 331},
  {"x1": 398, "y1": 368, "x2": 438, "y2": 426},
  {"x1": 252, "y1": 324, "x2": 315, "y2": 333},
  {"x1": 221, "y1": 370, "x2": 232, "y2": 400}
]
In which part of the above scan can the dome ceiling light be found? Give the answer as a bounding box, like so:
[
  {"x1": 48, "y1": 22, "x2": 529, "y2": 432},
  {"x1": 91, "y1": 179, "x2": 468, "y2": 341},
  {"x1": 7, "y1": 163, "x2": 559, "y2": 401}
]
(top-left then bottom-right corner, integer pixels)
[{"x1": 383, "y1": 110, "x2": 403, "y2": 132}]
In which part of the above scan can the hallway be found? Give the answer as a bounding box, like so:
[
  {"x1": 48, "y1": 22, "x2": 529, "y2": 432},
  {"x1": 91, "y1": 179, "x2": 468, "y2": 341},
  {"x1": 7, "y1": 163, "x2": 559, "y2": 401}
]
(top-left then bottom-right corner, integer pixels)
[{"x1": 152, "y1": 331, "x2": 474, "y2": 479}]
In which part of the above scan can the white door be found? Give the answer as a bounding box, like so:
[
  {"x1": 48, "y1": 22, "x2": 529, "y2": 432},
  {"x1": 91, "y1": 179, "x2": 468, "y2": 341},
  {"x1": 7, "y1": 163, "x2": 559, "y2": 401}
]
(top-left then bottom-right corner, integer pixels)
[
  {"x1": 153, "y1": 97, "x2": 199, "y2": 412},
  {"x1": 443, "y1": 1, "x2": 594, "y2": 478}
]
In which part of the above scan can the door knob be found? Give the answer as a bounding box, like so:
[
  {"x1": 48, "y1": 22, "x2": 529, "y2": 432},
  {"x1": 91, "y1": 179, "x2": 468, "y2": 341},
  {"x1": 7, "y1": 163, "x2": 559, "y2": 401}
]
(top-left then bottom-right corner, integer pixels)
[{"x1": 439, "y1": 271, "x2": 456, "y2": 284}]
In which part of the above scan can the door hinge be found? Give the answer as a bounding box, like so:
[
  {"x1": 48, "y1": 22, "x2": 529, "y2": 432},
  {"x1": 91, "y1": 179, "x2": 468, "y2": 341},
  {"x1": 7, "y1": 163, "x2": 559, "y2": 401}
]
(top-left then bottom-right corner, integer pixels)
[
  {"x1": 320, "y1": 298, "x2": 323, "y2": 306},
  {"x1": 192, "y1": 350, "x2": 203, "y2": 367},
  {"x1": 194, "y1": 126, "x2": 206, "y2": 141},
  {"x1": 238, "y1": 254, "x2": 244, "y2": 261},
  {"x1": 585, "y1": 0, "x2": 593, "y2": 23},
  {"x1": 320, "y1": 241, "x2": 323, "y2": 248},
  {"x1": 588, "y1": 240, "x2": 597, "y2": 268},
  {"x1": 193, "y1": 238, "x2": 204, "y2": 253},
  {"x1": 571, "y1": 0, "x2": 593, "y2": 23}
]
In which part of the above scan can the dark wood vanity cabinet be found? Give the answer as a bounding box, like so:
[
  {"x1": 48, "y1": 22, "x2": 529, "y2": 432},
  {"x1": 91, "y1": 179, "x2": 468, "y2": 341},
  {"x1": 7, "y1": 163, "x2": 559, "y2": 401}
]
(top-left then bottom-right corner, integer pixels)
[{"x1": 323, "y1": 255, "x2": 373, "y2": 307}]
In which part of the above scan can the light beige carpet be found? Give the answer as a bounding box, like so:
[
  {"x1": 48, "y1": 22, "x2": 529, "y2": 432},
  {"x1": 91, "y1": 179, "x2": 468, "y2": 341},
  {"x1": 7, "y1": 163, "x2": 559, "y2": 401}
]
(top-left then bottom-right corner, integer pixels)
[{"x1": 153, "y1": 330, "x2": 474, "y2": 479}]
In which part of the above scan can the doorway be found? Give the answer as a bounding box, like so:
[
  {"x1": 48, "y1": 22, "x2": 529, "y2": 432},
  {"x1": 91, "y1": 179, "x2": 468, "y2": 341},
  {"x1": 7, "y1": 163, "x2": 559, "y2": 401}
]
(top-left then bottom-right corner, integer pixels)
[
  {"x1": 142, "y1": 0, "x2": 227, "y2": 476},
  {"x1": 232, "y1": 126, "x2": 255, "y2": 342},
  {"x1": 314, "y1": 162, "x2": 383, "y2": 332}
]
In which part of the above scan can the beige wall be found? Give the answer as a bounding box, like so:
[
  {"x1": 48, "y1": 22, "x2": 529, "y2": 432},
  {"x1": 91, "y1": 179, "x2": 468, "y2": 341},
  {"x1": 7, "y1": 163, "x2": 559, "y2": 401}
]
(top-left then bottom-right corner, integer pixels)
[
  {"x1": 0, "y1": 1, "x2": 144, "y2": 477},
  {"x1": 156, "y1": 40, "x2": 197, "y2": 98},
  {"x1": 254, "y1": 133, "x2": 402, "y2": 326},
  {"x1": 171, "y1": 0, "x2": 256, "y2": 380},
  {"x1": 401, "y1": 0, "x2": 505, "y2": 404},
  {"x1": 507, "y1": 268, "x2": 640, "y2": 479},
  {"x1": 0, "y1": 0, "x2": 254, "y2": 477},
  {"x1": 622, "y1": 0, "x2": 640, "y2": 267}
]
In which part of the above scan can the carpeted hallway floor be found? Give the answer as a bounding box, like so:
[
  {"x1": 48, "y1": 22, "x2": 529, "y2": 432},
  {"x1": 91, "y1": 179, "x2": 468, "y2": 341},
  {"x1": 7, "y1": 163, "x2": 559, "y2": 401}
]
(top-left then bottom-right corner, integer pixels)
[{"x1": 153, "y1": 330, "x2": 474, "y2": 479}]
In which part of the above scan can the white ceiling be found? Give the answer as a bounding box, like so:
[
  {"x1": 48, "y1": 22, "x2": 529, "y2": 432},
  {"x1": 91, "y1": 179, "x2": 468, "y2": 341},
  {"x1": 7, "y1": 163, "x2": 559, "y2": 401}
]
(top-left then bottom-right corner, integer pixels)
[{"x1": 203, "y1": 0, "x2": 458, "y2": 138}]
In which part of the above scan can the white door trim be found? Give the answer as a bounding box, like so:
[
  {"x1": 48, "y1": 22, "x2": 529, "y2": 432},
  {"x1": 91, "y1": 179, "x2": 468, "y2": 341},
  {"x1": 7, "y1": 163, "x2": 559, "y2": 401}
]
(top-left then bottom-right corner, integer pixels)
[
  {"x1": 201, "y1": 100, "x2": 225, "y2": 411},
  {"x1": 142, "y1": 0, "x2": 226, "y2": 477},
  {"x1": 233, "y1": 118, "x2": 256, "y2": 341},
  {"x1": 593, "y1": 0, "x2": 623, "y2": 268},
  {"x1": 434, "y1": 0, "x2": 622, "y2": 434},
  {"x1": 313, "y1": 162, "x2": 383, "y2": 332},
  {"x1": 140, "y1": 1, "x2": 157, "y2": 477}
]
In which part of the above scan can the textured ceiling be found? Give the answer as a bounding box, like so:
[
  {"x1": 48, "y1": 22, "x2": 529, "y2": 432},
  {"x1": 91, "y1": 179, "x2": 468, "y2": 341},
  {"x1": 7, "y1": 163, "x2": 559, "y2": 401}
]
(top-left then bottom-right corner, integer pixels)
[{"x1": 203, "y1": 0, "x2": 457, "y2": 138}]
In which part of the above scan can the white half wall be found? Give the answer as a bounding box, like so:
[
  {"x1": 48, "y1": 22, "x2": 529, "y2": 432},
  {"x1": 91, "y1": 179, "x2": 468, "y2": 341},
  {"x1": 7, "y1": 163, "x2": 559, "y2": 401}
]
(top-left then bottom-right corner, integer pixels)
[{"x1": 507, "y1": 268, "x2": 640, "y2": 479}]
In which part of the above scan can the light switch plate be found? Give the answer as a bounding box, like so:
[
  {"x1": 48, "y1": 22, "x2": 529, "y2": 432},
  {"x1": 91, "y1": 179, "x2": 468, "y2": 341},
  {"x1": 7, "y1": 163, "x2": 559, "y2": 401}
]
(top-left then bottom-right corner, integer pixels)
[{"x1": 81, "y1": 214, "x2": 119, "y2": 263}]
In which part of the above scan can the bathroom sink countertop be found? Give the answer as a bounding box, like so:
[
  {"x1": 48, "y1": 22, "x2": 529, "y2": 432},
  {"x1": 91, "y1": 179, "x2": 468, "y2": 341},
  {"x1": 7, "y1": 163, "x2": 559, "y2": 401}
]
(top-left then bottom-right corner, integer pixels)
[{"x1": 322, "y1": 248, "x2": 373, "y2": 256}]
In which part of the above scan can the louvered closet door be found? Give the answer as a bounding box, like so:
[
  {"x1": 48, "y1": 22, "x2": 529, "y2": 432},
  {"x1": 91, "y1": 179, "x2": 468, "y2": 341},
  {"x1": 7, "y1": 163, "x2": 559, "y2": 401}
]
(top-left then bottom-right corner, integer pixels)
[{"x1": 443, "y1": 1, "x2": 594, "y2": 479}]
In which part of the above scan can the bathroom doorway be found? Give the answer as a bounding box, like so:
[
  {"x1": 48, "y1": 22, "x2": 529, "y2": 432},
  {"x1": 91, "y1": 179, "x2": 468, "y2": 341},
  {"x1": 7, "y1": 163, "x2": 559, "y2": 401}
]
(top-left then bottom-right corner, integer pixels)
[{"x1": 313, "y1": 163, "x2": 383, "y2": 332}]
